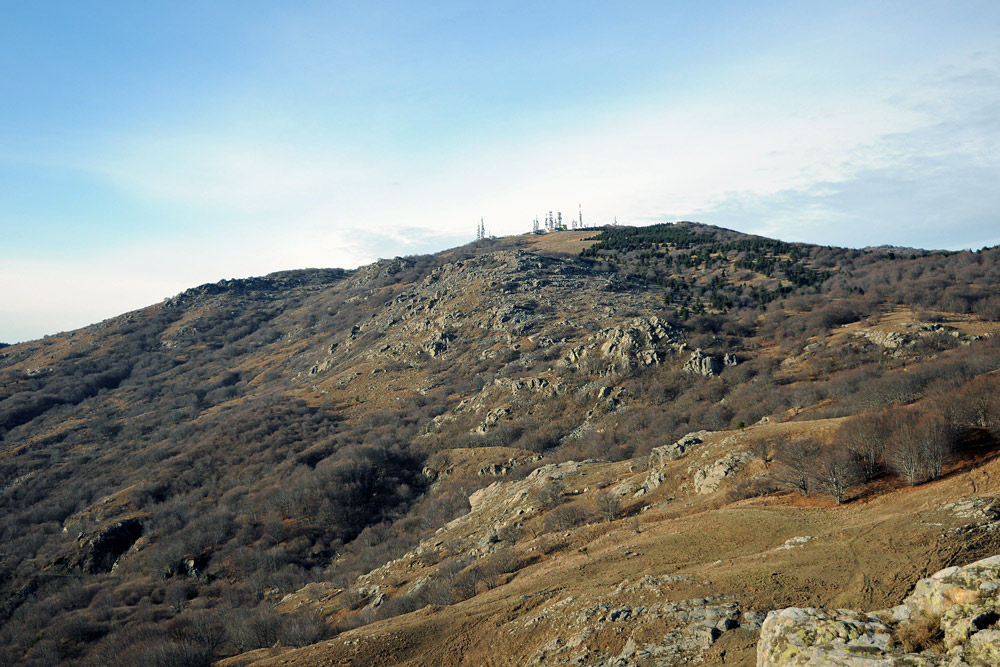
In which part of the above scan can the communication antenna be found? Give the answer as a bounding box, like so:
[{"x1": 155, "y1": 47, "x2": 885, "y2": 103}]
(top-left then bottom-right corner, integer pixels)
[
  {"x1": 579, "y1": 203, "x2": 583, "y2": 229},
  {"x1": 533, "y1": 217, "x2": 539, "y2": 233}
]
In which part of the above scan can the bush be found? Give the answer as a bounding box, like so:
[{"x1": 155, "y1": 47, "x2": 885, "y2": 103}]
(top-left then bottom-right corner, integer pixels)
[
  {"x1": 542, "y1": 503, "x2": 590, "y2": 533},
  {"x1": 897, "y1": 613, "x2": 944, "y2": 653},
  {"x1": 532, "y1": 480, "x2": 565, "y2": 510}
]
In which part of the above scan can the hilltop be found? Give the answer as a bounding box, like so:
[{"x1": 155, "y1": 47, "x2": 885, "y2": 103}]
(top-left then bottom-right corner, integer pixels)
[{"x1": 2, "y1": 223, "x2": 1000, "y2": 666}]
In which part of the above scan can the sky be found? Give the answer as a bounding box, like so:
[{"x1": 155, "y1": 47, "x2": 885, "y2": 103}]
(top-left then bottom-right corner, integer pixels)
[{"x1": 1, "y1": 1, "x2": 999, "y2": 343}]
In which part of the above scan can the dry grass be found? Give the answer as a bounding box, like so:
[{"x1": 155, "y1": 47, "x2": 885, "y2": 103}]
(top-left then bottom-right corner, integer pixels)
[{"x1": 896, "y1": 613, "x2": 945, "y2": 653}]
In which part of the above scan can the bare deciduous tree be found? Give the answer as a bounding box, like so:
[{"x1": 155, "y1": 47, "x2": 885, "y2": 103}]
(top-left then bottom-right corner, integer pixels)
[
  {"x1": 885, "y1": 409, "x2": 952, "y2": 485},
  {"x1": 814, "y1": 447, "x2": 860, "y2": 504},
  {"x1": 836, "y1": 410, "x2": 888, "y2": 482},
  {"x1": 593, "y1": 490, "x2": 622, "y2": 522},
  {"x1": 947, "y1": 375, "x2": 1000, "y2": 432},
  {"x1": 772, "y1": 438, "x2": 820, "y2": 496}
]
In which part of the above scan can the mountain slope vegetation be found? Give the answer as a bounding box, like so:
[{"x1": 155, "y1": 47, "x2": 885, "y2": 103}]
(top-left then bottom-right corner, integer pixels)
[{"x1": 2, "y1": 223, "x2": 1000, "y2": 666}]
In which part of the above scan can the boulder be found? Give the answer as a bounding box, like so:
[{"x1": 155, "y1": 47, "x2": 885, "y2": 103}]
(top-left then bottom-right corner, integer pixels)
[
  {"x1": 693, "y1": 452, "x2": 754, "y2": 494},
  {"x1": 684, "y1": 349, "x2": 722, "y2": 376},
  {"x1": 757, "y1": 607, "x2": 893, "y2": 666},
  {"x1": 758, "y1": 554, "x2": 1000, "y2": 666},
  {"x1": 475, "y1": 406, "x2": 513, "y2": 434},
  {"x1": 648, "y1": 431, "x2": 709, "y2": 466}
]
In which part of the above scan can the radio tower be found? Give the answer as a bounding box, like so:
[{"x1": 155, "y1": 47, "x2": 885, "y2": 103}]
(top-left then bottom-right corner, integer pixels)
[
  {"x1": 579, "y1": 203, "x2": 583, "y2": 229},
  {"x1": 477, "y1": 218, "x2": 486, "y2": 241}
]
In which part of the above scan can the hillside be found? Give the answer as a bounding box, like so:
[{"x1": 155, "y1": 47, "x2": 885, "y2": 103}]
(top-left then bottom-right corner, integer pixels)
[{"x1": 2, "y1": 223, "x2": 1000, "y2": 666}]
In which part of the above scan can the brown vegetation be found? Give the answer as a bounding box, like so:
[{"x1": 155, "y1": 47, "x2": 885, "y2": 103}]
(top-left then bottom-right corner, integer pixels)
[{"x1": 1, "y1": 224, "x2": 999, "y2": 664}]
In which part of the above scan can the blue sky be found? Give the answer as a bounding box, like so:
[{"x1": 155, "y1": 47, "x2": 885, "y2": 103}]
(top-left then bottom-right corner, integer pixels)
[{"x1": 2, "y1": 1, "x2": 999, "y2": 342}]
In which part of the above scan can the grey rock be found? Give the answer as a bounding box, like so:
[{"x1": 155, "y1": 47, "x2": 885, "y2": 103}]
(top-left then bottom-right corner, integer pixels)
[
  {"x1": 692, "y1": 452, "x2": 754, "y2": 494},
  {"x1": 683, "y1": 348, "x2": 722, "y2": 376},
  {"x1": 648, "y1": 431, "x2": 708, "y2": 466},
  {"x1": 758, "y1": 554, "x2": 1000, "y2": 665}
]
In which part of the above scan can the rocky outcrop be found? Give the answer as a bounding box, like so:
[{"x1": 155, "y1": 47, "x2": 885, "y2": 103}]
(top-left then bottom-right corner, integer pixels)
[
  {"x1": 64, "y1": 518, "x2": 144, "y2": 574},
  {"x1": 856, "y1": 329, "x2": 912, "y2": 350},
  {"x1": 528, "y1": 582, "x2": 751, "y2": 666},
  {"x1": 692, "y1": 451, "x2": 754, "y2": 494},
  {"x1": 422, "y1": 330, "x2": 454, "y2": 357},
  {"x1": 466, "y1": 460, "x2": 591, "y2": 513},
  {"x1": 494, "y1": 376, "x2": 565, "y2": 398},
  {"x1": 634, "y1": 431, "x2": 711, "y2": 497},
  {"x1": 478, "y1": 454, "x2": 544, "y2": 477},
  {"x1": 942, "y1": 496, "x2": 1000, "y2": 533},
  {"x1": 757, "y1": 608, "x2": 894, "y2": 666},
  {"x1": 757, "y1": 554, "x2": 1000, "y2": 666},
  {"x1": 854, "y1": 323, "x2": 990, "y2": 356},
  {"x1": 683, "y1": 349, "x2": 737, "y2": 377},
  {"x1": 596, "y1": 316, "x2": 678, "y2": 367},
  {"x1": 648, "y1": 431, "x2": 709, "y2": 467},
  {"x1": 474, "y1": 406, "x2": 513, "y2": 434}
]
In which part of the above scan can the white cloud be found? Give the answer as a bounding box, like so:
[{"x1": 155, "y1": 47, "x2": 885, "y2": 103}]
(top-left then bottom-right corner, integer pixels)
[{"x1": 6, "y1": 42, "x2": 997, "y2": 342}]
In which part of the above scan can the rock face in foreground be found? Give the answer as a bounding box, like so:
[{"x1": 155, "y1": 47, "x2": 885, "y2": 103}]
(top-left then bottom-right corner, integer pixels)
[{"x1": 757, "y1": 555, "x2": 1000, "y2": 666}]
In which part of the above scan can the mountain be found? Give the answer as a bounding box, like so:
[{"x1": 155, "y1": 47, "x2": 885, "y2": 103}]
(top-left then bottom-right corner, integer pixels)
[{"x1": 2, "y1": 223, "x2": 1000, "y2": 666}]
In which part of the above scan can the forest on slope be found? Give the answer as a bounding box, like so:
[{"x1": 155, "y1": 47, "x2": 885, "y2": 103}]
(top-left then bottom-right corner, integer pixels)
[{"x1": 2, "y1": 223, "x2": 1000, "y2": 665}]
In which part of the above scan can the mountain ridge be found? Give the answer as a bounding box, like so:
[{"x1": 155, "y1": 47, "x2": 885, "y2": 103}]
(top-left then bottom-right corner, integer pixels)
[{"x1": 2, "y1": 222, "x2": 1000, "y2": 665}]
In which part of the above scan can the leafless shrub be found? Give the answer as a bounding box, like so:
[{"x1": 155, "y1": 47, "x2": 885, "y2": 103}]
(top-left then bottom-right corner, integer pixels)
[
  {"x1": 537, "y1": 534, "x2": 569, "y2": 555},
  {"x1": 478, "y1": 547, "x2": 521, "y2": 590},
  {"x1": 724, "y1": 475, "x2": 780, "y2": 502},
  {"x1": 224, "y1": 607, "x2": 282, "y2": 654},
  {"x1": 449, "y1": 569, "x2": 480, "y2": 601},
  {"x1": 166, "y1": 610, "x2": 228, "y2": 659},
  {"x1": 341, "y1": 587, "x2": 370, "y2": 611},
  {"x1": 896, "y1": 612, "x2": 944, "y2": 653},
  {"x1": 593, "y1": 490, "x2": 622, "y2": 522},
  {"x1": 276, "y1": 611, "x2": 328, "y2": 647},
  {"x1": 495, "y1": 522, "x2": 522, "y2": 545},
  {"x1": 750, "y1": 438, "x2": 771, "y2": 469},
  {"x1": 543, "y1": 503, "x2": 590, "y2": 533},
  {"x1": 164, "y1": 580, "x2": 193, "y2": 613},
  {"x1": 413, "y1": 578, "x2": 453, "y2": 607},
  {"x1": 531, "y1": 480, "x2": 565, "y2": 510}
]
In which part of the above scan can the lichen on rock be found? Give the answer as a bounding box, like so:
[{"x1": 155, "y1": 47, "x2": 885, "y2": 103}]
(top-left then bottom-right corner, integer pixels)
[{"x1": 757, "y1": 554, "x2": 1000, "y2": 666}]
